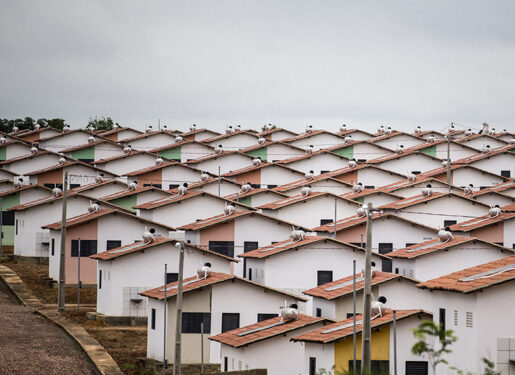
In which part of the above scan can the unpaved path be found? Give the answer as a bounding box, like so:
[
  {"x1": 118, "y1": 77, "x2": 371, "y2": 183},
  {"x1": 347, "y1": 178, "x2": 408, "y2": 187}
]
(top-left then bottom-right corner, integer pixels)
[{"x1": 0, "y1": 278, "x2": 98, "y2": 375}]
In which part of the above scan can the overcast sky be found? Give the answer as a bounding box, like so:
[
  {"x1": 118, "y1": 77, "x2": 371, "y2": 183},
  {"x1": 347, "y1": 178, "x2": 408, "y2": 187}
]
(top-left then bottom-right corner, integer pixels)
[{"x1": 1, "y1": 0, "x2": 514, "y2": 134}]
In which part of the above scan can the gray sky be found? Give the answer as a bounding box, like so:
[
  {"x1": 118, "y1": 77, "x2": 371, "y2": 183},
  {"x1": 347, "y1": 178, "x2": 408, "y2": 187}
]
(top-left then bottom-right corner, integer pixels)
[{"x1": 1, "y1": 0, "x2": 514, "y2": 134}]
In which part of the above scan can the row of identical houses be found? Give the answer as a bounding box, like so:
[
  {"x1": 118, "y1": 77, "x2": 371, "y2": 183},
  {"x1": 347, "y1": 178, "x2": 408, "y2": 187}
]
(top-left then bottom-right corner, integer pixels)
[{"x1": 2, "y1": 123, "x2": 514, "y2": 375}]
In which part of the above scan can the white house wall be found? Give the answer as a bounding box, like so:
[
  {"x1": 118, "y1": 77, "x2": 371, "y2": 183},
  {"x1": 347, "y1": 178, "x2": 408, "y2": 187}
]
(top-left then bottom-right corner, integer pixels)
[
  {"x1": 39, "y1": 132, "x2": 92, "y2": 152},
  {"x1": 192, "y1": 154, "x2": 252, "y2": 175},
  {"x1": 468, "y1": 154, "x2": 515, "y2": 179},
  {"x1": 282, "y1": 154, "x2": 348, "y2": 175},
  {"x1": 5, "y1": 154, "x2": 60, "y2": 174},
  {"x1": 288, "y1": 133, "x2": 344, "y2": 151},
  {"x1": 206, "y1": 134, "x2": 258, "y2": 150},
  {"x1": 98, "y1": 154, "x2": 157, "y2": 175},
  {"x1": 97, "y1": 244, "x2": 231, "y2": 316},
  {"x1": 452, "y1": 168, "x2": 505, "y2": 189},
  {"x1": 375, "y1": 154, "x2": 442, "y2": 175},
  {"x1": 393, "y1": 196, "x2": 488, "y2": 228},
  {"x1": 209, "y1": 280, "x2": 300, "y2": 363}
]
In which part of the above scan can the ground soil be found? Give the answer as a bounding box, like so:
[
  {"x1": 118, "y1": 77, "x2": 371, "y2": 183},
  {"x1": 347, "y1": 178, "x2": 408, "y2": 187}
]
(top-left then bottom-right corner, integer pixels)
[
  {"x1": 0, "y1": 258, "x2": 149, "y2": 374},
  {"x1": 63, "y1": 310, "x2": 148, "y2": 374},
  {"x1": 4, "y1": 259, "x2": 97, "y2": 304},
  {"x1": 0, "y1": 277, "x2": 99, "y2": 375}
]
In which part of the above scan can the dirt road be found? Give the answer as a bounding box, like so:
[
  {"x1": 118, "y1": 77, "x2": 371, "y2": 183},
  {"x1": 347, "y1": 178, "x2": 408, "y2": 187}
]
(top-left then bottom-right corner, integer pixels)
[{"x1": 0, "y1": 279, "x2": 98, "y2": 375}]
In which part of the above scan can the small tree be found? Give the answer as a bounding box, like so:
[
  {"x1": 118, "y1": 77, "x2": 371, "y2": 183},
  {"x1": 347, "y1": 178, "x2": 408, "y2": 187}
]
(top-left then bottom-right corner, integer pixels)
[
  {"x1": 411, "y1": 321, "x2": 457, "y2": 374},
  {"x1": 87, "y1": 116, "x2": 114, "y2": 131},
  {"x1": 45, "y1": 118, "x2": 67, "y2": 130}
]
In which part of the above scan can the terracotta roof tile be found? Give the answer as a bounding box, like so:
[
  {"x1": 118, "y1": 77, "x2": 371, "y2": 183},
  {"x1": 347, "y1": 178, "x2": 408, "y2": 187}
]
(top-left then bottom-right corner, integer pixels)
[
  {"x1": 449, "y1": 204, "x2": 515, "y2": 232},
  {"x1": 239, "y1": 236, "x2": 368, "y2": 259},
  {"x1": 209, "y1": 314, "x2": 330, "y2": 347},
  {"x1": 388, "y1": 236, "x2": 512, "y2": 259},
  {"x1": 89, "y1": 238, "x2": 237, "y2": 262},
  {"x1": 224, "y1": 188, "x2": 288, "y2": 201},
  {"x1": 178, "y1": 211, "x2": 251, "y2": 230},
  {"x1": 292, "y1": 310, "x2": 431, "y2": 343},
  {"x1": 303, "y1": 271, "x2": 409, "y2": 300},
  {"x1": 417, "y1": 255, "x2": 515, "y2": 293},
  {"x1": 200, "y1": 130, "x2": 258, "y2": 143},
  {"x1": 258, "y1": 192, "x2": 356, "y2": 210},
  {"x1": 140, "y1": 272, "x2": 308, "y2": 301}
]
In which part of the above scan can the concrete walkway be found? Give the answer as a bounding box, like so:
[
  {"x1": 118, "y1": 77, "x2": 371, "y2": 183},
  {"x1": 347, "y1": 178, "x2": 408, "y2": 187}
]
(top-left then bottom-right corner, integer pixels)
[{"x1": 0, "y1": 264, "x2": 123, "y2": 375}]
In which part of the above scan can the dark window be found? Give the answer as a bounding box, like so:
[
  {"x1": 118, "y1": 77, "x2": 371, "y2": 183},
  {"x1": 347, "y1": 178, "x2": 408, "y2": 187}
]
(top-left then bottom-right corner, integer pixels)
[
  {"x1": 346, "y1": 313, "x2": 355, "y2": 319},
  {"x1": 248, "y1": 268, "x2": 252, "y2": 281},
  {"x1": 151, "y1": 308, "x2": 156, "y2": 330},
  {"x1": 406, "y1": 361, "x2": 428, "y2": 375},
  {"x1": 143, "y1": 184, "x2": 162, "y2": 188},
  {"x1": 350, "y1": 242, "x2": 366, "y2": 248},
  {"x1": 69, "y1": 184, "x2": 81, "y2": 189},
  {"x1": 320, "y1": 170, "x2": 330, "y2": 174},
  {"x1": 43, "y1": 183, "x2": 63, "y2": 189},
  {"x1": 99, "y1": 270, "x2": 102, "y2": 289},
  {"x1": 168, "y1": 184, "x2": 179, "y2": 189},
  {"x1": 350, "y1": 360, "x2": 389, "y2": 374},
  {"x1": 378, "y1": 243, "x2": 393, "y2": 272},
  {"x1": 406, "y1": 243, "x2": 417, "y2": 247},
  {"x1": 182, "y1": 312, "x2": 211, "y2": 334},
  {"x1": 411, "y1": 171, "x2": 421, "y2": 175},
  {"x1": 15, "y1": 219, "x2": 18, "y2": 235},
  {"x1": 251, "y1": 184, "x2": 261, "y2": 189},
  {"x1": 221, "y1": 313, "x2": 240, "y2": 333},
  {"x1": 317, "y1": 270, "x2": 333, "y2": 286},
  {"x1": 257, "y1": 313, "x2": 278, "y2": 322},
  {"x1": 309, "y1": 357, "x2": 316, "y2": 375},
  {"x1": 495, "y1": 242, "x2": 504, "y2": 246},
  {"x1": 320, "y1": 219, "x2": 333, "y2": 226},
  {"x1": 357, "y1": 159, "x2": 366, "y2": 162},
  {"x1": 71, "y1": 240, "x2": 97, "y2": 257},
  {"x1": 479, "y1": 186, "x2": 489, "y2": 190},
  {"x1": 439, "y1": 308, "x2": 446, "y2": 341},
  {"x1": 224, "y1": 357, "x2": 228, "y2": 372},
  {"x1": 106, "y1": 240, "x2": 121, "y2": 250},
  {"x1": 78, "y1": 158, "x2": 94, "y2": 163},
  {"x1": 501, "y1": 170, "x2": 511, "y2": 178},
  {"x1": 444, "y1": 220, "x2": 457, "y2": 227},
  {"x1": 267, "y1": 184, "x2": 277, "y2": 188},
  {"x1": 2, "y1": 211, "x2": 15, "y2": 225},
  {"x1": 243, "y1": 242, "x2": 258, "y2": 278},
  {"x1": 166, "y1": 273, "x2": 178, "y2": 284},
  {"x1": 364, "y1": 185, "x2": 375, "y2": 189},
  {"x1": 208, "y1": 241, "x2": 234, "y2": 257},
  {"x1": 316, "y1": 308, "x2": 322, "y2": 317},
  {"x1": 395, "y1": 267, "x2": 399, "y2": 274},
  {"x1": 51, "y1": 238, "x2": 55, "y2": 256}
]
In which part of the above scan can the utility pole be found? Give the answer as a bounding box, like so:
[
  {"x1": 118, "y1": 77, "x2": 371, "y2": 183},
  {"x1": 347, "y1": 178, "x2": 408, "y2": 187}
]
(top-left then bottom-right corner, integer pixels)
[
  {"x1": 393, "y1": 310, "x2": 398, "y2": 375},
  {"x1": 77, "y1": 238, "x2": 81, "y2": 310},
  {"x1": 0, "y1": 196, "x2": 3, "y2": 258},
  {"x1": 352, "y1": 259, "x2": 357, "y2": 373},
  {"x1": 333, "y1": 197, "x2": 337, "y2": 239},
  {"x1": 446, "y1": 128, "x2": 452, "y2": 193},
  {"x1": 58, "y1": 172, "x2": 69, "y2": 312},
  {"x1": 174, "y1": 242, "x2": 185, "y2": 375},
  {"x1": 217, "y1": 166, "x2": 221, "y2": 196},
  {"x1": 361, "y1": 202, "x2": 373, "y2": 375},
  {"x1": 163, "y1": 263, "x2": 167, "y2": 375}
]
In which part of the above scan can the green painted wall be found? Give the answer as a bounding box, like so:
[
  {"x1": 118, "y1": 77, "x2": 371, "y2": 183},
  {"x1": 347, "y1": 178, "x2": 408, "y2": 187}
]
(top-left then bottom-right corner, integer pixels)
[
  {"x1": 72, "y1": 147, "x2": 95, "y2": 160},
  {"x1": 1, "y1": 192, "x2": 19, "y2": 246},
  {"x1": 333, "y1": 145, "x2": 354, "y2": 159},
  {"x1": 238, "y1": 196, "x2": 252, "y2": 206},
  {"x1": 110, "y1": 195, "x2": 137, "y2": 212},
  {"x1": 159, "y1": 146, "x2": 181, "y2": 161},
  {"x1": 0, "y1": 147, "x2": 6, "y2": 161},
  {"x1": 3, "y1": 192, "x2": 20, "y2": 209},
  {"x1": 1, "y1": 226, "x2": 14, "y2": 246},
  {"x1": 246, "y1": 147, "x2": 268, "y2": 162},
  {"x1": 354, "y1": 196, "x2": 365, "y2": 204},
  {"x1": 420, "y1": 145, "x2": 437, "y2": 157}
]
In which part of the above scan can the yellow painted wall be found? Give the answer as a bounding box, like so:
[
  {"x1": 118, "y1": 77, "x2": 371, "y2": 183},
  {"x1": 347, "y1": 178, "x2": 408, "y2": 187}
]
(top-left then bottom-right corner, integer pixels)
[{"x1": 334, "y1": 325, "x2": 390, "y2": 372}]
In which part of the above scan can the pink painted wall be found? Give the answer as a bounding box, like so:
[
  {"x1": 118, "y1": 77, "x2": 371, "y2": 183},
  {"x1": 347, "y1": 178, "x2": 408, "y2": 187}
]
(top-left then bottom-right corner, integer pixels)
[
  {"x1": 471, "y1": 222, "x2": 504, "y2": 243},
  {"x1": 336, "y1": 223, "x2": 366, "y2": 243},
  {"x1": 65, "y1": 220, "x2": 98, "y2": 284},
  {"x1": 199, "y1": 221, "x2": 235, "y2": 250}
]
